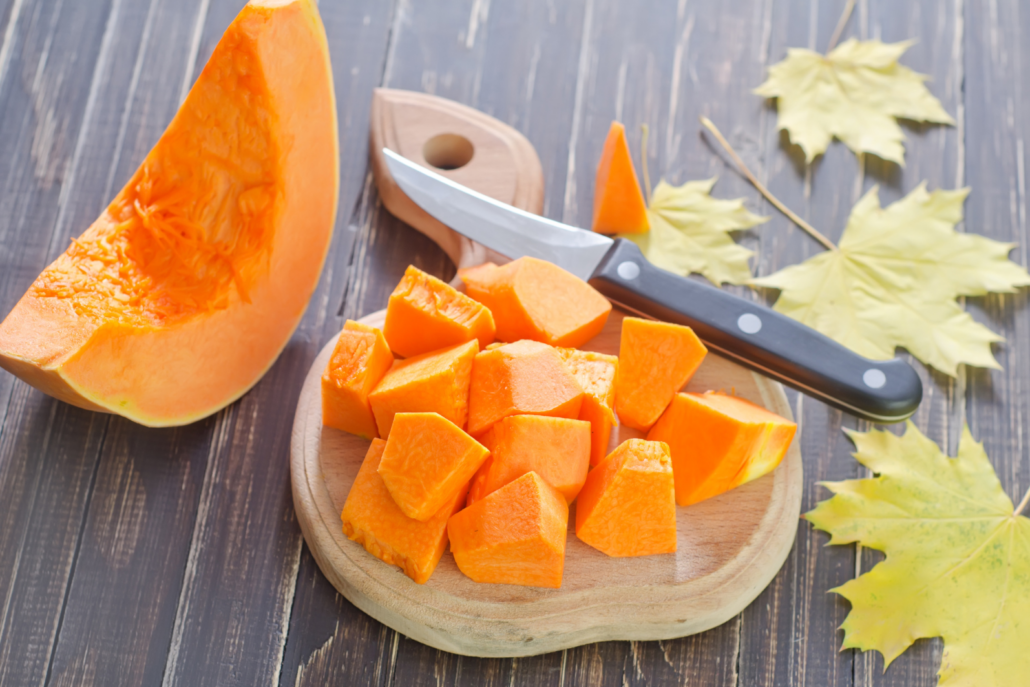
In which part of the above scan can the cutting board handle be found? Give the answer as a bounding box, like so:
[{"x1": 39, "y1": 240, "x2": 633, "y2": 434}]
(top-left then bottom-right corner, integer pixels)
[{"x1": 369, "y1": 88, "x2": 545, "y2": 270}]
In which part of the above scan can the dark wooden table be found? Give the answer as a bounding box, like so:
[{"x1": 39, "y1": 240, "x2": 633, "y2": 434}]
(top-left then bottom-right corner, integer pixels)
[{"x1": 0, "y1": 0, "x2": 1023, "y2": 685}]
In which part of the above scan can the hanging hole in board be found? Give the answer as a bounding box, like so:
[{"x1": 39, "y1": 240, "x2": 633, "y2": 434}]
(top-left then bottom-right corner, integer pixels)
[{"x1": 423, "y1": 133, "x2": 475, "y2": 170}]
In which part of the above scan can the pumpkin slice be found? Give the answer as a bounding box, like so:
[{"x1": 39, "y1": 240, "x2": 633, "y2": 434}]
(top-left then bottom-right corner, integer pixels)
[
  {"x1": 383, "y1": 265, "x2": 495, "y2": 358},
  {"x1": 0, "y1": 0, "x2": 338, "y2": 426},
  {"x1": 378, "y1": 412, "x2": 489, "y2": 521},
  {"x1": 468, "y1": 415, "x2": 591, "y2": 506},
  {"x1": 557, "y1": 348, "x2": 618, "y2": 466},
  {"x1": 341, "y1": 439, "x2": 466, "y2": 584},
  {"x1": 460, "y1": 257, "x2": 612, "y2": 349},
  {"x1": 591, "y1": 121, "x2": 649, "y2": 235},
  {"x1": 575, "y1": 439, "x2": 676, "y2": 557},
  {"x1": 467, "y1": 339, "x2": 584, "y2": 437},
  {"x1": 615, "y1": 317, "x2": 707, "y2": 432},
  {"x1": 448, "y1": 471, "x2": 568, "y2": 588},
  {"x1": 368, "y1": 339, "x2": 477, "y2": 438},
  {"x1": 647, "y1": 391, "x2": 797, "y2": 506},
  {"x1": 322, "y1": 321, "x2": 394, "y2": 439}
]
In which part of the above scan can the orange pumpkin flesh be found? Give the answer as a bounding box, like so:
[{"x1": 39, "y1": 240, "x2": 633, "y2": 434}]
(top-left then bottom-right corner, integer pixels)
[
  {"x1": 0, "y1": 0, "x2": 338, "y2": 426},
  {"x1": 377, "y1": 412, "x2": 489, "y2": 522},
  {"x1": 615, "y1": 317, "x2": 708, "y2": 432},
  {"x1": 322, "y1": 321, "x2": 394, "y2": 439},
  {"x1": 647, "y1": 391, "x2": 796, "y2": 506},
  {"x1": 575, "y1": 439, "x2": 676, "y2": 557},
  {"x1": 341, "y1": 439, "x2": 466, "y2": 584},
  {"x1": 557, "y1": 348, "x2": 618, "y2": 466},
  {"x1": 591, "y1": 121, "x2": 649, "y2": 235},
  {"x1": 448, "y1": 471, "x2": 568, "y2": 588},
  {"x1": 468, "y1": 415, "x2": 591, "y2": 506},
  {"x1": 383, "y1": 265, "x2": 495, "y2": 358},
  {"x1": 460, "y1": 257, "x2": 612, "y2": 349}
]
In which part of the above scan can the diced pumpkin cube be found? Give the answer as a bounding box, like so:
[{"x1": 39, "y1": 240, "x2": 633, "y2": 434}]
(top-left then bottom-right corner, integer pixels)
[
  {"x1": 378, "y1": 412, "x2": 489, "y2": 521},
  {"x1": 615, "y1": 317, "x2": 707, "y2": 431},
  {"x1": 341, "y1": 439, "x2": 467, "y2": 584},
  {"x1": 557, "y1": 348, "x2": 618, "y2": 466},
  {"x1": 591, "y1": 121, "x2": 650, "y2": 235},
  {"x1": 460, "y1": 257, "x2": 612, "y2": 349},
  {"x1": 469, "y1": 415, "x2": 591, "y2": 506},
  {"x1": 448, "y1": 471, "x2": 568, "y2": 588},
  {"x1": 383, "y1": 265, "x2": 495, "y2": 358},
  {"x1": 467, "y1": 340, "x2": 584, "y2": 437},
  {"x1": 575, "y1": 439, "x2": 676, "y2": 557},
  {"x1": 369, "y1": 339, "x2": 477, "y2": 438},
  {"x1": 647, "y1": 391, "x2": 797, "y2": 506},
  {"x1": 321, "y1": 321, "x2": 395, "y2": 439}
]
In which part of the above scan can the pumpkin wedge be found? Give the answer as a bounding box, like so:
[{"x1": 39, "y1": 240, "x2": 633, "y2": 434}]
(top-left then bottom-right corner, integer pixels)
[
  {"x1": 0, "y1": 0, "x2": 338, "y2": 426},
  {"x1": 591, "y1": 121, "x2": 649, "y2": 235}
]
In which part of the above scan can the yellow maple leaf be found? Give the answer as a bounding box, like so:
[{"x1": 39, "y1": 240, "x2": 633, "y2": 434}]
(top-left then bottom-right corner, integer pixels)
[
  {"x1": 807, "y1": 422, "x2": 1030, "y2": 687},
  {"x1": 751, "y1": 183, "x2": 1030, "y2": 375},
  {"x1": 619, "y1": 178, "x2": 767, "y2": 286},
  {"x1": 755, "y1": 38, "x2": 955, "y2": 165}
]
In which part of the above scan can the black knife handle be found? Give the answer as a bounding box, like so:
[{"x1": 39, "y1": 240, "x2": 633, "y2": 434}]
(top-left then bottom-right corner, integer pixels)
[{"x1": 588, "y1": 239, "x2": 922, "y2": 423}]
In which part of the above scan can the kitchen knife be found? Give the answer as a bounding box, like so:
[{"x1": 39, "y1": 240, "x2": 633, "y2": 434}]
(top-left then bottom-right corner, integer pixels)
[{"x1": 383, "y1": 148, "x2": 922, "y2": 423}]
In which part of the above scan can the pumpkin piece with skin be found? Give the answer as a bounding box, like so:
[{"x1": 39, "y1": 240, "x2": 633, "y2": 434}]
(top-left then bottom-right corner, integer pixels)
[
  {"x1": 459, "y1": 257, "x2": 612, "y2": 349},
  {"x1": 383, "y1": 265, "x2": 495, "y2": 358},
  {"x1": 647, "y1": 391, "x2": 797, "y2": 506},
  {"x1": 557, "y1": 348, "x2": 618, "y2": 466},
  {"x1": 591, "y1": 121, "x2": 650, "y2": 235},
  {"x1": 0, "y1": 0, "x2": 338, "y2": 426},
  {"x1": 468, "y1": 415, "x2": 591, "y2": 506},
  {"x1": 466, "y1": 339, "x2": 584, "y2": 437},
  {"x1": 575, "y1": 439, "x2": 676, "y2": 557},
  {"x1": 377, "y1": 412, "x2": 489, "y2": 522},
  {"x1": 321, "y1": 320, "x2": 394, "y2": 439},
  {"x1": 368, "y1": 339, "x2": 477, "y2": 438},
  {"x1": 448, "y1": 471, "x2": 568, "y2": 588},
  {"x1": 615, "y1": 317, "x2": 707, "y2": 432},
  {"x1": 341, "y1": 439, "x2": 467, "y2": 584}
]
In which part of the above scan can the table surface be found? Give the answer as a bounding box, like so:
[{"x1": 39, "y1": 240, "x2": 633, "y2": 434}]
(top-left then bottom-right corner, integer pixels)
[{"x1": 0, "y1": 0, "x2": 1024, "y2": 685}]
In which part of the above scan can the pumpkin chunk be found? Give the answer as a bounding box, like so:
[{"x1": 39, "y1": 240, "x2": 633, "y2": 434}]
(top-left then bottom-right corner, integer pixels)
[
  {"x1": 341, "y1": 439, "x2": 466, "y2": 584},
  {"x1": 591, "y1": 121, "x2": 649, "y2": 235},
  {"x1": 467, "y1": 340, "x2": 584, "y2": 437},
  {"x1": 369, "y1": 339, "x2": 477, "y2": 438},
  {"x1": 557, "y1": 348, "x2": 618, "y2": 466},
  {"x1": 468, "y1": 415, "x2": 591, "y2": 506},
  {"x1": 615, "y1": 317, "x2": 707, "y2": 431},
  {"x1": 575, "y1": 439, "x2": 676, "y2": 557},
  {"x1": 647, "y1": 391, "x2": 797, "y2": 506},
  {"x1": 448, "y1": 471, "x2": 568, "y2": 588},
  {"x1": 383, "y1": 265, "x2": 495, "y2": 358},
  {"x1": 322, "y1": 321, "x2": 394, "y2": 439},
  {"x1": 378, "y1": 412, "x2": 489, "y2": 521},
  {"x1": 460, "y1": 257, "x2": 612, "y2": 349}
]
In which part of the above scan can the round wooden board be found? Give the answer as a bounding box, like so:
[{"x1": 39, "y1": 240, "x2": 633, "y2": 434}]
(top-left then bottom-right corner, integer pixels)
[{"x1": 290, "y1": 308, "x2": 803, "y2": 657}]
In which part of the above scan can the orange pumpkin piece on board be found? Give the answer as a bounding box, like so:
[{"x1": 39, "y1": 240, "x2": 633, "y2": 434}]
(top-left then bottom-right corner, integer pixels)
[
  {"x1": 615, "y1": 317, "x2": 707, "y2": 432},
  {"x1": 591, "y1": 121, "x2": 650, "y2": 235},
  {"x1": 557, "y1": 348, "x2": 618, "y2": 466},
  {"x1": 647, "y1": 391, "x2": 797, "y2": 506},
  {"x1": 383, "y1": 265, "x2": 495, "y2": 358},
  {"x1": 460, "y1": 257, "x2": 612, "y2": 349},
  {"x1": 576, "y1": 439, "x2": 676, "y2": 557},
  {"x1": 378, "y1": 412, "x2": 489, "y2": 521},
  {"x1": 467, "y1": 340, "x2": 584, "y2": 437},
  {"x1": 368, "y1": 339, "x2": 477, "y2": 438},
  {"x1": 341, "y1": 439, "x2": 466, "y2": 584},
  {"x1": 468, "y1": 415, "x2": 591, "y2": 506},
  {"x1": 448, "y1": 471, "x2": 568, "y2": 588},
  {"x1": 322, "y1": 321, "x2": 394, "y2": 439}
]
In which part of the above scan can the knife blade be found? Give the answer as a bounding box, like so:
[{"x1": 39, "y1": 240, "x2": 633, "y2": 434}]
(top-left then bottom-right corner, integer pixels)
[{"x1": 383, "y1": 148, "x2": 922, "y2": 423}]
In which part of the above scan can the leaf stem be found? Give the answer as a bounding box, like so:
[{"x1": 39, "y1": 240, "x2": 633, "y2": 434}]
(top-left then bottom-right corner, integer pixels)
[
  {"x1": 699, "y1": 116, "x2": 838, "y2": 252},
  {"x1": 640, "y1": 123, "x2": 652, "y2": 206},
  {"x1": 827, "y1": 0, "x2": 857, "y2": 53},
  {"x1": 1015, "y1": 485, "x2": 1030, "y2": 517}
]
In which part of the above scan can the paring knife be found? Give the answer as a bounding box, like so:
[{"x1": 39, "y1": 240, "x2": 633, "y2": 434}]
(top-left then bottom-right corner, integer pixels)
[{"x1": 383, "y1": 148, "x2": 922, "y2": 423}]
